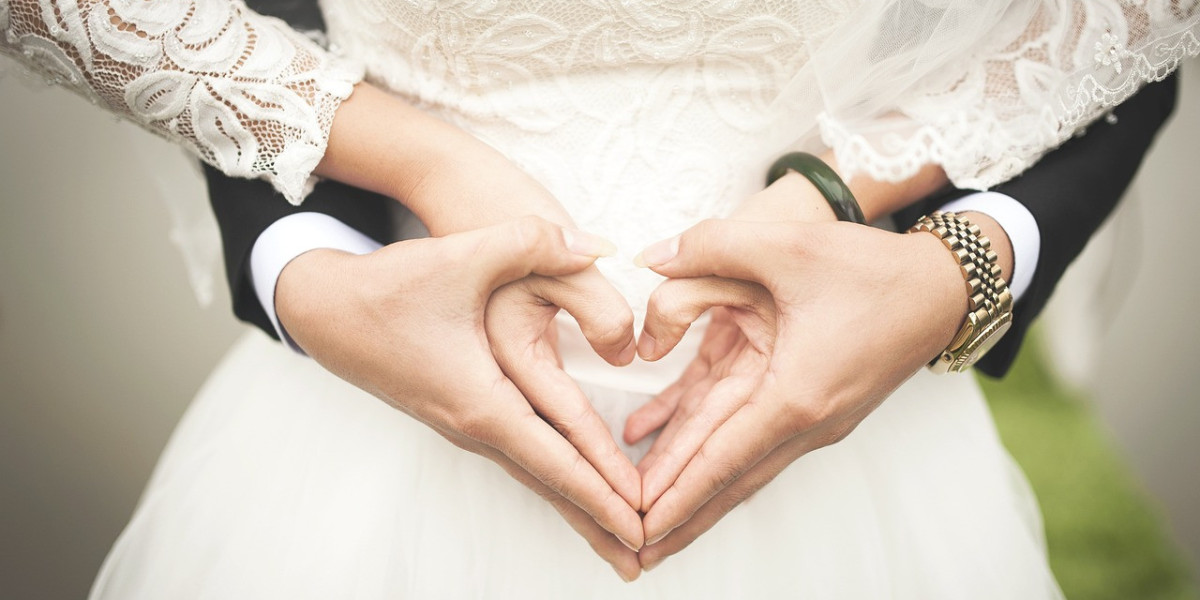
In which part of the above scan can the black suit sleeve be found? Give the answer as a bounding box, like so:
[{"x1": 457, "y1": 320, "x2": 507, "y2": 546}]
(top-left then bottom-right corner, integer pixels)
[
  {"x1": 896, "y1": 73, "x2": 1180, "y2": 378},
  {"x1": 205, "y1": 167, "x2": 393, "y2": 340},
  {"x1": 204, "y1": 0, "x2": 392, "y2": 341}
]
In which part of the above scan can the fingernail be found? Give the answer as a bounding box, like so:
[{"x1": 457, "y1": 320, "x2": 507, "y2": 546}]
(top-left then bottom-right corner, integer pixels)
[
  {"x1": 632, "y1": 236, "x2": 679, "y2": 268},
  {"x1": 618, "y1": 535, "x2": 640, "y2": 552},
  {"x1": 637, "y1": 332, "x2": 657, "y2": 360},
  {"x1": 614, "y1": 565, "x2": 637, "y2": 583},
  {"x1": 562, "y1": 228, "x2": 618, "y2": 257},
  {"x1": 645, "y1": 532, "x2": 668, "y2": 547}
]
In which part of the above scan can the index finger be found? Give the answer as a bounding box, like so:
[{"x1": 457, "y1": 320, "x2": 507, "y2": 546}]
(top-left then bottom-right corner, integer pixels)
[
  {"x1": 639, "y1": 373, "x2": 758, "y2": 512},
  {"x1": 641, "y1": 394, "x2": 792, "y2": 544},
  {"x1": 475, "y1": 445, "x2": 642, "y2": 582},
  {"x1": 528, "y1": 268, "x2": 637, "y2": 367},
  {"x1": 500, "y1": 354, "x2": 642, "y2": 511},
  {"x1": 639, "y1": 434, "x2": 810, "y2": 572},
  {"x1": 635, "y1": 219, "x2": 796, "y2": 283},
  {"x1": 482, "y1": 383, "x2": 646, "y2": 550}
]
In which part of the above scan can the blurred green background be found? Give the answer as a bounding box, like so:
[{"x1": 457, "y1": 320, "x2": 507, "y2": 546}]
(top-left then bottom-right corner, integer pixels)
[{"x1": 986, "y1": 336, "x2": 1197, "y2": 599}]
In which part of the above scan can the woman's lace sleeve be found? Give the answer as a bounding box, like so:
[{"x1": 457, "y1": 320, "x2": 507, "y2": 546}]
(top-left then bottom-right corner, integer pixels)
[
  {"x1": 793, "y1": 0, "x2": 1199, "y2": 190},
  {"x1": 0, "y1": 0, "x2": 364, "y2": 204}
]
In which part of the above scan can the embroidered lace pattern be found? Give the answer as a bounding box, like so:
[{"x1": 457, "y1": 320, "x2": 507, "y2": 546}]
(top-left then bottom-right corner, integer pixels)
[
  {"x1": 809, "y1": 1, "x2": 1200, "y2": 189},
  {"x1": 315, "y1": 0, "x2": 1198, "y2": 308},
  {"x1": 0, "y1": 0, "x2": 364, "y2": 204},
  {"x1": 3, "y1": 1, "x2": 1196, "y2": 200},
  {"x1": 317, "y1": 1, "x2": 861, "y2": 308},
  {"x1": 2, "y1": 0, "x2": 1196, "y2": 307}
]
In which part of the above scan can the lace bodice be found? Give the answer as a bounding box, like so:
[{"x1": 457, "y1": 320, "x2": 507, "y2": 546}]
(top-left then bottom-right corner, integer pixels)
[
  {"x1": 315, "y1": 0, "x2": 1199, "y2": 309},
  {"x1": 2, "y1": 0, "x2": 1198, "y2": 306}
]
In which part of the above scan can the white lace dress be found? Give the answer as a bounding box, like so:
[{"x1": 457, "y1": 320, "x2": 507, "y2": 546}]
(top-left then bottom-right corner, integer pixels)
[{"x1": 3, "y1": 1, "x2": 1197, "y2": 598}]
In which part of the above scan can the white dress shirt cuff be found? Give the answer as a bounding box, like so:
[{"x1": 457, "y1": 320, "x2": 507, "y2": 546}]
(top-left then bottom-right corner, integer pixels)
[
  {"x1": 936, "y1": 192, "x2": 1040, "y2": 303},
  {"x1": 249, "y1": 213, "x2": 384, "y2": 353}
]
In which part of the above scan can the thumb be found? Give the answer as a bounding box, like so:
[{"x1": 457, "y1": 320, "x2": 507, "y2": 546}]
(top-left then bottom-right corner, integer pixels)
[
  {"x1": 523, "y1": 270, "x2": 637, "y2": 366},
  {"x1": 633, "y1": 219, "x2": 792, "y2": 283},
  {"x1": 459, "y1": 216, "x2": 616, "y2": 291},
  {"x1": 639, "y1": 277, "x2": 769, "y2": 362}
]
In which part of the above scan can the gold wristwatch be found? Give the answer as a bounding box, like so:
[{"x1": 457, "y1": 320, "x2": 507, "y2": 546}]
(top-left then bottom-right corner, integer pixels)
[{"x1": 909, "y1": 212, "x2": 1013, "y2": 374}]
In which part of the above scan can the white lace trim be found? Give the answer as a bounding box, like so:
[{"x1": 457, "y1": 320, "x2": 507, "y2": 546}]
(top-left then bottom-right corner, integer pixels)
[
  {"x1": 0, "y1": 0, "x2": 364, "y2": 204},
  {"x1": 814, "y1": 1, "x2": 1200, "y2": 189}
]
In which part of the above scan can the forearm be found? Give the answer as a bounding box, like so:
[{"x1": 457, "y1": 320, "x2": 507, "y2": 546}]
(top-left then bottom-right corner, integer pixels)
[
  {"x1": 912, "y1": 210, "x2": 1013, "y2": 350},
  {"x1": 818, "y1": 151, "x2": 949, "y2": 223},
  {"x1": 318, "y1": 83, "x2": 574, "y2": 235}
]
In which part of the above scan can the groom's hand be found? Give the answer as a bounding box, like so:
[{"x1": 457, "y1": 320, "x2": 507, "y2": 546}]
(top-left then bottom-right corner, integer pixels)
[
  {"x1": 274, "y1": 217, "x2": 643, "y2": 580},
  {"x1": 627, "y1": 172, "x2": 829, "y2": 512},
  {"x1": 627, "y1": 215, "x2": 983, "y2": 571}
]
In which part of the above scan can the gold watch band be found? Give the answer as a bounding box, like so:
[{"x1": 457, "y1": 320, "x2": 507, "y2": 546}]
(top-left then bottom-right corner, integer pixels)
[{"x1": 909, "y1": 212, "x2": 1014, "y2": 373}]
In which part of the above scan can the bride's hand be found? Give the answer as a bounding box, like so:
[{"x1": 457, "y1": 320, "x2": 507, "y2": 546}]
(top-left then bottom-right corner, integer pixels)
[{"x1": 275, "y1": 217, "x2": 643, "y2": 581}]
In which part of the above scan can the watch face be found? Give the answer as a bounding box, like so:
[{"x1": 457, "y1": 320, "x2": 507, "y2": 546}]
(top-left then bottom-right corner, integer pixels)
[{"x1": 962, "y1": 316, "x2": 1013, "y2": 368}]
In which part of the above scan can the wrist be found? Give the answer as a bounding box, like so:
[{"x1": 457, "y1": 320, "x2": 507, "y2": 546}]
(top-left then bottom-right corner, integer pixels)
[
  {"x1": 412, "y1": 152, "x2": 576, "y2": 236},
  {"x1": 907, "y1": 212, "x2": 1014, "y2": 372},
  {"x1": 317, "y1": 84, "x2": 433, "y2": 203},
  {"x1": 275, "y1": 248, "x2": 359, "y2": 347},
  {"x1": 319, "y1": 84, "x2": 573, "y2": 235},
  {"x1": 903, "y1": 231, "x2": 972, "y2": 357},
  {"x1": 817, "y1": 151, "x2": 948, "y2": 223},
  {"x1": 250, "y1": 213, "x2": 384, "y2": 351},
  {"x1": 774, "y1": 171, "x2": 839, "y2": 222},
  {"x1": 731, "y1": 171, "x2": 838, "y2": 223},
  {"x1": 938, "y1": 193, "x2": 1038, "y2": 303}
]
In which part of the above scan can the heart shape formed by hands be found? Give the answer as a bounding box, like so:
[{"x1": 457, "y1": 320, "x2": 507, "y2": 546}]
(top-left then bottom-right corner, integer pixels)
[
  {"x1": 483, "y1": 256, "x2": 783, "y2": 577},
  {"x1": 474, "y1": 177, "x2": 841, "y2": 578}
]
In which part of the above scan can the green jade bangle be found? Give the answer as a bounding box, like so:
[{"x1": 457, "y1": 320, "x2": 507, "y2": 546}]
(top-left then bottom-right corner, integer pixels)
[{"x1": 766, "y1": 152, "x2": 866, "y2": 225}]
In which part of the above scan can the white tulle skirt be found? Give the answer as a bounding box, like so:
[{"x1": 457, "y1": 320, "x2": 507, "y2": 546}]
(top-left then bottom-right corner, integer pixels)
[{"x1": 90, "y1": 325, "x2": 1063, "y2": 599}]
